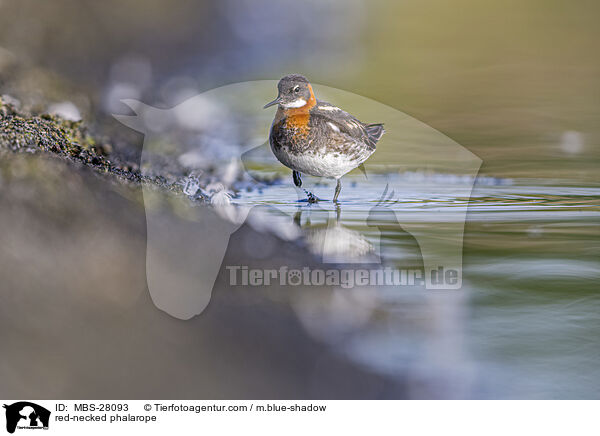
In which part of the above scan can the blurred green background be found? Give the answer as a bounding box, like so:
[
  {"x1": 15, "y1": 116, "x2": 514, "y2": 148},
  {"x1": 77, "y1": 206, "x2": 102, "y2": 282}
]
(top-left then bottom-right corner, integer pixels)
[{"x1": 1, "y1": 0, "x2": 598, "y2": 182}]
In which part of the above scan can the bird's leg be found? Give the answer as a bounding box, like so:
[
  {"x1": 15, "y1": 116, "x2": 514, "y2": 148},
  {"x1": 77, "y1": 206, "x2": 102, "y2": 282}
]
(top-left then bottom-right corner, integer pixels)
[
  {"x1": 293, "y1": 170, "x2": 302, "y2": 187},
  {"x1": 293, "y1": 170, "x2": 319, "y2": 203},
  {"x1": 292, "y1": 170, "x2": 306, "y2": 201},
  {"x1": 333, "y1": 178, "x2": 342, "y2": 203}
]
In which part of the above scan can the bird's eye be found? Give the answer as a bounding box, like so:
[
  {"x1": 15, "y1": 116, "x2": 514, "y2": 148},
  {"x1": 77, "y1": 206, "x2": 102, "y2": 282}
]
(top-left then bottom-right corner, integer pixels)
[{"x1": 293, "y1": 86, "x2": 300, "y2": 93}]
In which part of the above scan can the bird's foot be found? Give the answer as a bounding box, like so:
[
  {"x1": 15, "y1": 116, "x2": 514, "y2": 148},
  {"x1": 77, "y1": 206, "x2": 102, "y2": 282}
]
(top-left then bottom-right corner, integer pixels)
[
  {"x1": 306, "y1": 191, "x2": 319, "y2": 204},
  {"x1": 296, "y1": 189, "x2": 321, "y2": 203}
]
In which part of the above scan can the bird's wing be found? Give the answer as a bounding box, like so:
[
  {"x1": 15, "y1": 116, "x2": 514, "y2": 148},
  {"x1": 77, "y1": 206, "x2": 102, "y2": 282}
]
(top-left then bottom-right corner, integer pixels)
[{"x1": 312, "y1": 101, "x2": 384, "y2": 149}]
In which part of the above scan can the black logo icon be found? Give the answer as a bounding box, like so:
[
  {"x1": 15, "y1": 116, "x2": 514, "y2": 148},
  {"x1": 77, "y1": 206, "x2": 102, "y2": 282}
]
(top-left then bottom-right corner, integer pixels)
[{"x1": 3, "y1": 402, "x2": 50, "y2": 434}]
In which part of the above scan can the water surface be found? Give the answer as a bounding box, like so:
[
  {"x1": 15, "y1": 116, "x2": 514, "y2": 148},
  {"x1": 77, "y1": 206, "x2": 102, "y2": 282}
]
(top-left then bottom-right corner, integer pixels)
[{"x1": 236, "y1": 170, "x2": 600, "y2": 398}]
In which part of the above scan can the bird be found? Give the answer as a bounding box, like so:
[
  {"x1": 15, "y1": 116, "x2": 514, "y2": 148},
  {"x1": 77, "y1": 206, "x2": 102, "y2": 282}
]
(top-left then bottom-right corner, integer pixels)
[{"x1": 264, "y1": 74, "x2": 384, "y2": 203}]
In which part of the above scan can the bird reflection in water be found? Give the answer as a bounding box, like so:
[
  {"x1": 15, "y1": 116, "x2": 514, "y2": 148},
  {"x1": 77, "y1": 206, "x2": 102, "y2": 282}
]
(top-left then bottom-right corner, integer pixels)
[
  {"x1": 293, "y1": 203, "x2": 377, "y2": 264},
  {"x1": 292, "y1": 185, "x2": 423, "y2": 268}
]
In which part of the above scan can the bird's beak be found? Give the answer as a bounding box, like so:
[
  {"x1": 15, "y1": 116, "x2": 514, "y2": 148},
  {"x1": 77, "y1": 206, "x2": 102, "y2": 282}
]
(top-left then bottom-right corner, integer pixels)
[{"x1": 263, "y1": 96, "x2": 281, "y2": 109}]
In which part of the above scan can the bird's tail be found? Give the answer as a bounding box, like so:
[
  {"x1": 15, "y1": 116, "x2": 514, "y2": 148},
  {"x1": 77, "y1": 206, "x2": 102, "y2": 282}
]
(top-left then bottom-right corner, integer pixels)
[{"x1": 365, "y1": 123, "x2": 385, "y2": 148}]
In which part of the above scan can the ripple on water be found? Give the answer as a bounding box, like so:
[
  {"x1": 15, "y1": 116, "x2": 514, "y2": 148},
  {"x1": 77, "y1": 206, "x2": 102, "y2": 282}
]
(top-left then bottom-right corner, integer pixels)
[{"x1": 234, "y1": 171, "x2": 600, "y2": 398}]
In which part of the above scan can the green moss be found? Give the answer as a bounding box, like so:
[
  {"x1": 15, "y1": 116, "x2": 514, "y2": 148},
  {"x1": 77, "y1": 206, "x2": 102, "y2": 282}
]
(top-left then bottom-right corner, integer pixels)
[
  {"x1": 0, "y1": 95, "x2": 216, "y2": 200},
  {"x1": 0, "y1": 96, "x2": 126, "y2": 177}
]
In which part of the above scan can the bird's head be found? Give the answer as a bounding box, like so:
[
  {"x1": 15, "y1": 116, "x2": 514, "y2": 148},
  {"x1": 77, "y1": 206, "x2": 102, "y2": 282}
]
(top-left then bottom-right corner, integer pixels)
[{"x1": 264, "y1": 74, "x2": 315, "y2": 110}]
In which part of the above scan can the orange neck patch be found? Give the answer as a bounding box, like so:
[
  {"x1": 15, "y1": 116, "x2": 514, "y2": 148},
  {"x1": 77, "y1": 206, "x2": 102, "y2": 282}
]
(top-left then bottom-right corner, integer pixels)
[{"x1": 280, "y1": 84, "x2": 316, "y2": 138}]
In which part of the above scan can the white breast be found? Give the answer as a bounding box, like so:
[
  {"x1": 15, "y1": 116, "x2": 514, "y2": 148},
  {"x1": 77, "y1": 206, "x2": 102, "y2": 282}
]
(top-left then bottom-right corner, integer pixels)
[{"x1": 271, "y1": 143, "x2": 371, "y2": 179}]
